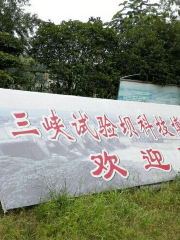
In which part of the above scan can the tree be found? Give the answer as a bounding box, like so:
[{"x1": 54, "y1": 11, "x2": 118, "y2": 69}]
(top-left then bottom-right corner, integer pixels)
[
  {"x1": 0, "y1": 0, "x2": 39, "y2": 48},
  {"x1": 18, "y1": 56, "x2": 47, "y2": 92},
  {"x1": 0, "y1": 0, "x2": 43, "y2": 89},
  {"x1": 108, "y1": 0, "x2": 161, "y2": 31},
  {"x1": 0, "y1": 32, "x2": 24, "y2": 88},
  {"x1": 108, "y1": 0, "x2": 180, "y2": 85},
  {"x1": 31, "y1": 19, "x2": 120, "y2": 99},
  {"x1": 160, "y1": 0, "x2": 180, "y2": 20}
]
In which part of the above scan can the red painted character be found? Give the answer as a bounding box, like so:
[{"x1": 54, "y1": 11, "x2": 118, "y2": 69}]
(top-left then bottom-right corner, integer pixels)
[
  {"x1": 90, "y1": 150, "x2": 129, "y2": 181},
  {"x1": 11, "y1": 111, "x2": 41, "y2": 137},
  {"x1": 118, "y1": 115, "x2": 139, "y2": 138},
  {"x1": 137, "y1": 114, "x2": 157, "y2": 140},
  {"x1": 41, "y1": 109, "x2": 75, "y2": 141},
  {"x1": 70, "y1": 110, "x2": 100, "y2": 141},
  {"x1": 170, "y1": 116, "x2": 180, "y2": 136},
  {"x1": 155, "y1": 116, "x2": 175, "y2": 137},
  {"x1": 140, "y1": 148, "x2": 171, "y2": 171},
  {"x1": 96, "y1": 114, "x2": 119, "y2": 139}
]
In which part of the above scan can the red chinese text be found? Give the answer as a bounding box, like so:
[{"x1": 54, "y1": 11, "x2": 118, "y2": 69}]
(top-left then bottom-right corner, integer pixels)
[
  {"x1": 90, "y1": 150, "x2": 129, "y2": 181},
  {"x1": 137, "y1": 114, "x2": 157, "y2": 140},
  {"x1": 155, "y1": 116, "x2": 175, "y2": 137},
  {"x1": 41, "y1": 109, "x2": 75, "y2": 141},
  {"x1": 96, "y1": 114, "x2": 119, "y2": 139},
  {"x1": 11, "y1": 111, "x2": 41, "y2": 137},
  {"x1": 118, "y1": 115, "x2": 139, "y2": 138},
  {"x1": 141, "y1": 148, "x2": 171, "y2": 171},
  {"x1": 170, "y1": 116, "x2": 180, "y2": 136},
  {"x1": 70, "y1": 110, "x2": 100, "y2": 141}
]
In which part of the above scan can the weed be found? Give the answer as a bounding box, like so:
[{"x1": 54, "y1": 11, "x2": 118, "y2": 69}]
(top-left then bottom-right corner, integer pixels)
[{"x1": 0, "y1": 177, "x2": 180, "y2": 240}]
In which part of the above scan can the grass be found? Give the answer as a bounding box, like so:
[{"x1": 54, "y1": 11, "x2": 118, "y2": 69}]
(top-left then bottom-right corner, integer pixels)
[{"x1": 0, "y1": 177, "x2": 180, "y2": 240}]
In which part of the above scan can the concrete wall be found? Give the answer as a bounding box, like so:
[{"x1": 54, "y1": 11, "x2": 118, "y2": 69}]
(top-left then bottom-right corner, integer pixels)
[{"x1": 118, "y1": 79, "x2": 180, "y2": 105}]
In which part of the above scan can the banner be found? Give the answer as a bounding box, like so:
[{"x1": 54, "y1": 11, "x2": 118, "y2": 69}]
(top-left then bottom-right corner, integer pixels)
[
  {"x1": 0, "y1": 88, "x2": 180, "y2": 212},
  {"x1": 118, "y1": 79, "x2": 180, "y2": 105}
]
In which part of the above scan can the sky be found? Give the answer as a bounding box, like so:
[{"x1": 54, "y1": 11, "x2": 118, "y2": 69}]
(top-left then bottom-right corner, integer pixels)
[{"x1": 25, "y1": 0, "x2": 121, "y2": 24}]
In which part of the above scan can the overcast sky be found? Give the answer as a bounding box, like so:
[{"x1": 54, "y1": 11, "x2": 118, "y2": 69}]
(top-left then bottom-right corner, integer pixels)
[{"x1": 25, "y1": 0, "x2": 121, "y2": 23}]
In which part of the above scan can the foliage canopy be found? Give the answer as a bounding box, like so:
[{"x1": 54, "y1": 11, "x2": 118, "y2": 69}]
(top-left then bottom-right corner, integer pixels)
[
  {"x1": 0, "y1": 0, "x2": 180, "y2": 97},
  {"x1": 31, "y1": 19, "x2": 120, "y2": 98}
]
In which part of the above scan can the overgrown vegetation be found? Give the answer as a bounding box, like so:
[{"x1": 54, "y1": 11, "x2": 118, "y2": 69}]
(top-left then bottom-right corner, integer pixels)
[
  {"x1": 0, "y1": 0, "x2": 180, "y2": 98},
  {"x1": 0, "y1": 177, "x2": 180, "y2": 240}
]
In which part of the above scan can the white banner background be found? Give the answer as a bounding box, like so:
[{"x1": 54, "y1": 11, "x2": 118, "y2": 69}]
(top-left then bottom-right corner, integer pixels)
[{"x1": 0, "y1": 88, "x2": 180, "y2": 212}]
